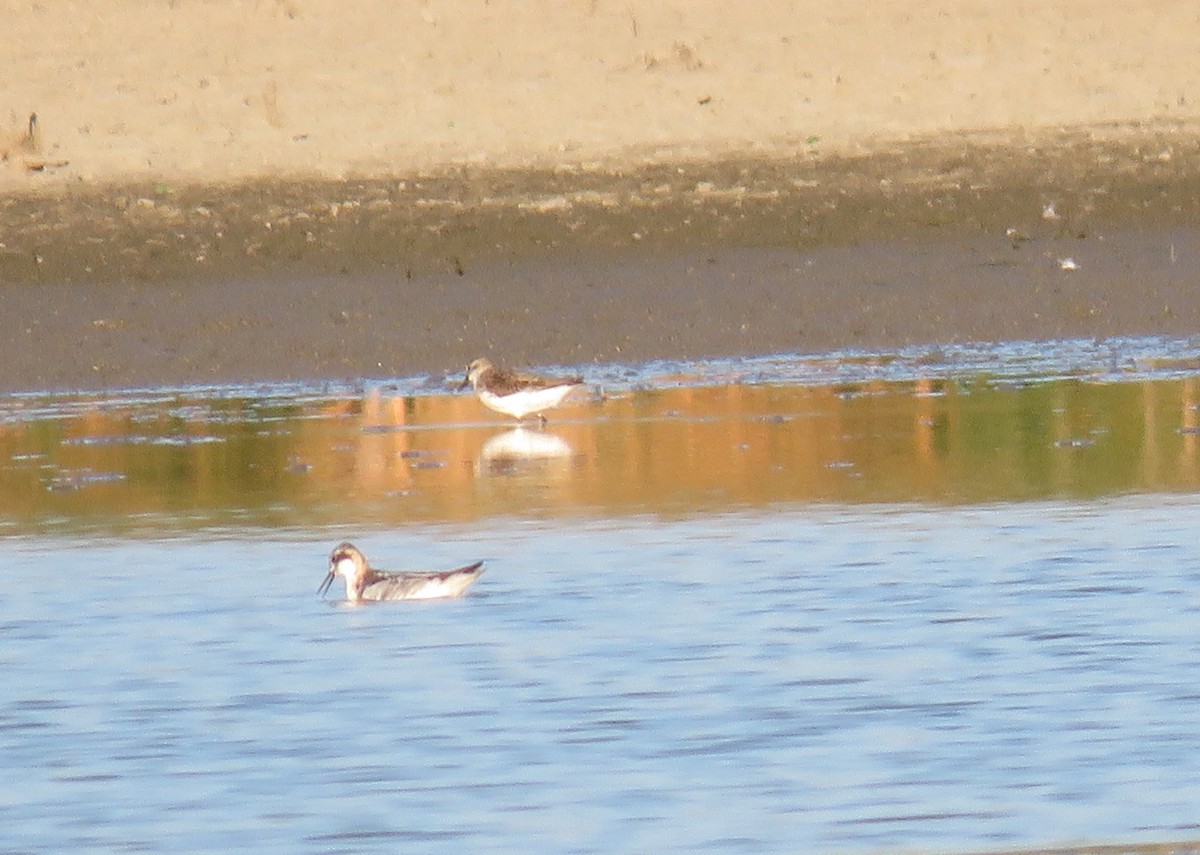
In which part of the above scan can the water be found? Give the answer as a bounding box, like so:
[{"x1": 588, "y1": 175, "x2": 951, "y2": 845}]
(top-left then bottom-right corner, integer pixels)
[
  {"x1": 4, "y1": 341, "x2": 1200, "y2": 533},
  {"x1": 3, "y1": 342, "x2": 1200, "y2": 854},
  {"x1": 5, "y1": 505, "x2": 1200, "y2": 853}
]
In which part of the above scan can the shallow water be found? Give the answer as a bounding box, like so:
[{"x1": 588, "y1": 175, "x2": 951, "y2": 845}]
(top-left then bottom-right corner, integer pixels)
[
  {"x1": 3, "y1": 339, "x2": 1200, "y2": 534},
  {"x1": 3, "y1": 343, "x2": 1200, "y2": 854}
]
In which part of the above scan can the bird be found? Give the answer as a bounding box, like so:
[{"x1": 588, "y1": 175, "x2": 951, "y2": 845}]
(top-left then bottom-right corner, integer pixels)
[
  {"x1": 460, "y1": 357, "x2": 584, "y2": 421},
  {"x1": 318, "y1": 542, "x2": 485, "y2": 603}
]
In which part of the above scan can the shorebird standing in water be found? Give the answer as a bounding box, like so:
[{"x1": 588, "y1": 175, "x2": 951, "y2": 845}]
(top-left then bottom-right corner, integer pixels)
[
  {"x1": 460, "y1": 357, "x2": 584, "y2": 422},
  {"x1": 319, "y1": 542, "x2": 485, "y2": 603}
]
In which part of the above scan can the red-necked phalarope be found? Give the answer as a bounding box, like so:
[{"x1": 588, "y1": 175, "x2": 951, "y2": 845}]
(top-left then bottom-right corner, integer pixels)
[
  {"x1": 319, "y1": 542, "x2": 485, "y2": 603},
  {"x1": 460, "y1": 357, "x2": 584, "y2": 421}
]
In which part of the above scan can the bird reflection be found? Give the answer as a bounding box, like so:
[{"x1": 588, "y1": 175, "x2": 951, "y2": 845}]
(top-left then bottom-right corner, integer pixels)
[{"x1": 476, "y1": 427, "x2": 574, "y2": 477}]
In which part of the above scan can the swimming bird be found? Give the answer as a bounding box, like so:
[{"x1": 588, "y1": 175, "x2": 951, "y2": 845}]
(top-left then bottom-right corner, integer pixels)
[
  {"x1": 319, "y1": 542, "x2": 485, "y2": 603},
  {"x1": 460, "y1": 357, "x2": 584, "y2": 421}
]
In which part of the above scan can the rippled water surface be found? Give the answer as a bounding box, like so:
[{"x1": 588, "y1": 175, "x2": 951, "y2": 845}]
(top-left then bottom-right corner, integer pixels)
[{"x1": 4, "y1": 341, "x2": 1200, "y2": 854}]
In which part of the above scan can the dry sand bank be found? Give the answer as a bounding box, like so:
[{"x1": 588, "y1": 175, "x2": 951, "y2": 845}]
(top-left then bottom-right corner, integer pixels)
[{"x1": 6, "y1": 0, "x2": 1200, "y2": 187}]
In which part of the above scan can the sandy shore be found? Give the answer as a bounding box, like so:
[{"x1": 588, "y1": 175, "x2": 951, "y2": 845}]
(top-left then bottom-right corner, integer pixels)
[{"x1": 3, "y1": 1, "x2": 1200, "y2": 392}]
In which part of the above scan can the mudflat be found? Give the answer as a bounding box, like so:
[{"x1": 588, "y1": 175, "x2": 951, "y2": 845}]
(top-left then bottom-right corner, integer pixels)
[{"x1": 3, "y1": 1, "x2": 1200, "y2": 392}]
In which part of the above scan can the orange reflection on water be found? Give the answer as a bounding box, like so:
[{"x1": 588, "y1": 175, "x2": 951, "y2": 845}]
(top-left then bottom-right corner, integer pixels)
[{"x1": 1, "y1": 375, "x2": 1199, "y2": 533}]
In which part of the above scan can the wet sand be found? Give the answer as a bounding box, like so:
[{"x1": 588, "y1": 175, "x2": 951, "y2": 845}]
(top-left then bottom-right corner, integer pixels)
[
  {"x1": 4, "y1": 1, "x2": 1200, "y2": 392},
  {"x1": 5, "y1": 129, "x2": 1200, "y2": 393}
]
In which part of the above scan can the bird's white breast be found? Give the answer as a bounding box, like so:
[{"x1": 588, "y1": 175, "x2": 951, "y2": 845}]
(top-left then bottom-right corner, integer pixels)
[{"x1": 480, "y1": 385, "x2": 575, "y2": 418}]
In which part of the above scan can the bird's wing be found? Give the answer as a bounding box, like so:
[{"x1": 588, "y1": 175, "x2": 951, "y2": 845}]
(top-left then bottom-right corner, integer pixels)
[
  {"x1": 436, "y1": 560, "x2": 485, "y2": 579},
  {"x1": 365, "y1": 562, "x2": 484, "y2": 599},
  {"x1": 494, "y1": 368, "x2": 582, "y2": 394}
]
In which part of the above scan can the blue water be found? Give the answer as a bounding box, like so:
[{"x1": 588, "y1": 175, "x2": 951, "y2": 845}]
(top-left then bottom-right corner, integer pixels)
[{"x1": 4, "y1": 497, "x2": 1200, "y2": 853}]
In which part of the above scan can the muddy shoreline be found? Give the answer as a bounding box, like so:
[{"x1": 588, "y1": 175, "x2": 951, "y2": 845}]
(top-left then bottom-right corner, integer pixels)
[{"x1": 4, "y1": 127, "x2": 1200, "y2": 394}]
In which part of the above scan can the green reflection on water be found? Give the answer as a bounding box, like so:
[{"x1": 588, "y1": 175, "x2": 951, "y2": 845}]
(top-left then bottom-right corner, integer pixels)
[{"x1": 1, "y1": 375, "x2": 1198, "y2": 534}]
